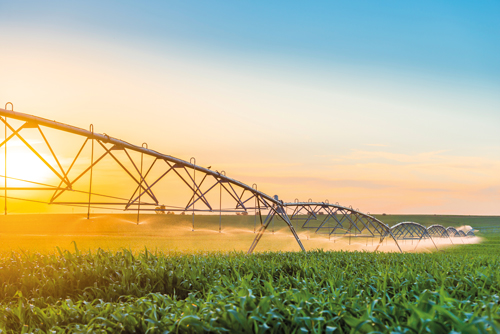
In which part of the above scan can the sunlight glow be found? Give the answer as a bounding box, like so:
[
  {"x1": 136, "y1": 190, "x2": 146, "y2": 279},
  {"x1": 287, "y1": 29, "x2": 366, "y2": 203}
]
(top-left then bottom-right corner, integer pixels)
[{"x1": 0, "y1": 145, "x2": 55, "y2": 187}]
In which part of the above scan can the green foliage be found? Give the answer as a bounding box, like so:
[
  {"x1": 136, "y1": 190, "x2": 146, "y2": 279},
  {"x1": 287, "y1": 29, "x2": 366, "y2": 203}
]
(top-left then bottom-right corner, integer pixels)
[{"x1": 0, "y1": 235, "x2": 499, "y2": 333}]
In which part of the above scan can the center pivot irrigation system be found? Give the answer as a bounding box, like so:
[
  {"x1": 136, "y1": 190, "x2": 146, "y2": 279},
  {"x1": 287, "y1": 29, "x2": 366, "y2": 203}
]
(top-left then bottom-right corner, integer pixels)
[{"x1": 0, "y1": 105, "x2": 474, "y2": 253}]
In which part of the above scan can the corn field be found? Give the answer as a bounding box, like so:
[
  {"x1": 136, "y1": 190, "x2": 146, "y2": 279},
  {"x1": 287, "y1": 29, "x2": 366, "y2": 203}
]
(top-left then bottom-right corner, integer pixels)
[{"x1": 0, "y1": 237, "x2": 499, "y2": 333}]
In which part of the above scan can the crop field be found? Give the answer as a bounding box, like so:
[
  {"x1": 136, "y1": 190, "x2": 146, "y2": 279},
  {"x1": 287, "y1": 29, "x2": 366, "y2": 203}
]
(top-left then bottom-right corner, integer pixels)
[
  {"x1": 0, "y1": 213, "x2": 495, "y2": 254},
  {"x1": 0, "y1": 214, "x2": 499, "y2": 332}
]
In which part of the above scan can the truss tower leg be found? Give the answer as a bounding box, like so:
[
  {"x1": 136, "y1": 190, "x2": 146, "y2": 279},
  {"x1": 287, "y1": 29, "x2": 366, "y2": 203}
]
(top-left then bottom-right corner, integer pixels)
[{"x1": 247, "y1": 204, "x2": 305, "y2": 254}]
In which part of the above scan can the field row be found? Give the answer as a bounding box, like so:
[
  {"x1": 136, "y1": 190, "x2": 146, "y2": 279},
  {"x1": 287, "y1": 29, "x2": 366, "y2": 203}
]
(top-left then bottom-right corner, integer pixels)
[{"x1": 1, "y1": 235, "x2": 499, "y2": 333}]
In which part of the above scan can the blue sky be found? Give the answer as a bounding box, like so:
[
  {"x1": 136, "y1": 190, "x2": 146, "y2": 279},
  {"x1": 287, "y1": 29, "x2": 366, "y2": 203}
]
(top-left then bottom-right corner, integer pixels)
[
  {"x1": 0, "y1": 1, "x2": 499, "y2": 214},
  {"x1": 3, "y1": 1, "x2": 499, "y2": 81}
]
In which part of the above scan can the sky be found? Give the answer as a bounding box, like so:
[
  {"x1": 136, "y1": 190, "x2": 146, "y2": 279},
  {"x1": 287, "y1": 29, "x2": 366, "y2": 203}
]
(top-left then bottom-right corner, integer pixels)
[{"x1": 0, "y1": 1, "x2": 499, "y2": 214}]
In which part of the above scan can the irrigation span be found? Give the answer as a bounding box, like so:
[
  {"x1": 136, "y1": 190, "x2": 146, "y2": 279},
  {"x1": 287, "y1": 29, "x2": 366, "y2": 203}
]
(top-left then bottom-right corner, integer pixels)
[{"x1": 0, "y1": 105, "x2": 473, "y2": 253}]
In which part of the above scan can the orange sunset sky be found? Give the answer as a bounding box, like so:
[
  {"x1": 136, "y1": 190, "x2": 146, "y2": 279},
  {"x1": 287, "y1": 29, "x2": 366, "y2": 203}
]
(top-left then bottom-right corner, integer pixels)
[{"x1": 0, "y1": 1, "x2": 499, "y2": 215}]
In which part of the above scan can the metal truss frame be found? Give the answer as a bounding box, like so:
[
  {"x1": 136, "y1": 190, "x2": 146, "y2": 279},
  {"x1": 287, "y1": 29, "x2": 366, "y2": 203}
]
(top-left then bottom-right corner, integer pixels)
[
  {"x1": 284, "y1": 202, "x2": 403, "y2": 253},
  {"x1": 428, "y1": 224, "x2": 468, "y2": 242},
  {"x1": 389, "y1": 221, "x2": 438, "y2": 251},
  {"x1": 446, "y1": 227, "x2": 465, "y2": 244},
  {"x1": 427, "y1": 224, "x2": 456, "y2": 245},
  {"x1": 0, "y1": 106, "x2": 470, "y2": 255},
  {"x1": 446, "y1": 226, "x2": 460, "y2": 237},
  {"x1": 465, "y1": 229, "x2": 475, "y2": 237},
  {"x1": 0, "y1": 107, "x2": 306, "y2": 253},
  {"x1": 427, "y1": 224, "x2": 450, "y2": 238}
]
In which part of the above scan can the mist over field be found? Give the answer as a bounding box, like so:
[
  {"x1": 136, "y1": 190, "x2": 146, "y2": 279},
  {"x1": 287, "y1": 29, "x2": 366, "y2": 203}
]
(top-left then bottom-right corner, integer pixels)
[{"x1": 0, "y1": 213, "x2": 490, "y2": 254}]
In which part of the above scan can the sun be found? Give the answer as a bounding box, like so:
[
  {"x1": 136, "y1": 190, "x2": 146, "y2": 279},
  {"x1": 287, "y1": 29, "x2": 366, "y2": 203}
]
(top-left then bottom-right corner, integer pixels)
[{"x1": 0, "y1": 145, "x2": 56, "y2": 187}]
